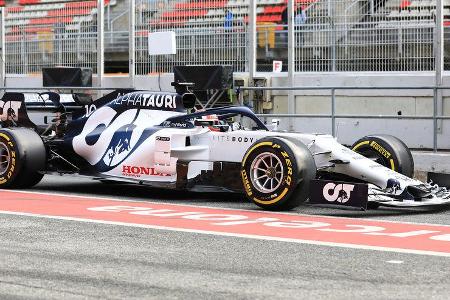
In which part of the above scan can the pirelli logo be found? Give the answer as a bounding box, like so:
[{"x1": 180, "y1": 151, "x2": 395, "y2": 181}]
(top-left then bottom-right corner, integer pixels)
[{"x1": 370, "y1": 141, "x2": 391, "y2": 159}]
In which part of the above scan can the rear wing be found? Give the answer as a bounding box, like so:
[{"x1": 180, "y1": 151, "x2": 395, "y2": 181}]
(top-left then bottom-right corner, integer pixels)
[
  {"x1": 0, "y1": 93, "x2": 34, "y2": 128},
  {"x1": 0, "y1": 90, "x2": 135, "y2": 128}
]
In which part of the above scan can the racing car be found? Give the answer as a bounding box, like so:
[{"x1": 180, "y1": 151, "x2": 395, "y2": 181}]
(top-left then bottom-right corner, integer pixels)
[{"x1": 1, "y1": 83, "x2": 450, "y2": 211}]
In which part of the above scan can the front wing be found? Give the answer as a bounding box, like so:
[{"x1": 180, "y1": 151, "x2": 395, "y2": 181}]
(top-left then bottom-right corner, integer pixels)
[
  {"x1": 310, "y1": 179, "x2": 450, "y2": 209},
  {"x1": 368, "y1": 185, "x2": 450, "y2": 208}
]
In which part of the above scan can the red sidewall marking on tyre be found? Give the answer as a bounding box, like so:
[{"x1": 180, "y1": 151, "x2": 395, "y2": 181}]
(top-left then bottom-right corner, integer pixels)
[{"x1": 0, "y1": 190, "x2": 450, "y2": 256}]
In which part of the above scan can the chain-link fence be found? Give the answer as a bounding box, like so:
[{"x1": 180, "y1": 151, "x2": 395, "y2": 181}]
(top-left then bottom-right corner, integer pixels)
[
  {"x1": 134, "y1": 0, "x2": 249, "y2": 75},
  {"x1": 4, "y1": 1, "x2": 100, "y2": 74}
]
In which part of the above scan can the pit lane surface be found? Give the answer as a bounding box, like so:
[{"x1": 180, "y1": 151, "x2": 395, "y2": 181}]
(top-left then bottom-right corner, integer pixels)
[{"x1": 0, "y1": 175, "x2": 449, "y2": 299}]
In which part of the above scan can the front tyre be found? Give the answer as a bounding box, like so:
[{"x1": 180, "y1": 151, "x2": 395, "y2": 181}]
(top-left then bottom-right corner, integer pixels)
[
  {"x1": 241, "y1": 137, "x2": 316, "y2": 211},
  {"x1": 351, "y1": 134, "x2": 414, "y2": 178},
  {"x1": 0, "y1": 128, "x2": 46, "y2": 189}
]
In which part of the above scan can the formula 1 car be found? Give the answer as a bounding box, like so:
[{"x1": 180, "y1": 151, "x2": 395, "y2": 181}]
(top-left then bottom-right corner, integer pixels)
[{"x1": 1, "y1": 83, "x2": 450, "y2": 211}]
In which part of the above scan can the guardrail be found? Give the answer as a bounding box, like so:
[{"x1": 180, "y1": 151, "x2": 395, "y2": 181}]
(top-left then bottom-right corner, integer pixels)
[{"x1": 240, "y1": 86, "x2": 449, "y2": 152}]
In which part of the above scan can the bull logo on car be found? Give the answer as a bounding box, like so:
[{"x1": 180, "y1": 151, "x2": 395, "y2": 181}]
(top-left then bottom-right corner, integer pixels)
[
  {"x1": 104, "y1": 124, "x2": 135, "y2": 167},
  {"x1": 72, "y1": 106, "x2": 160, "y2": 172},
  {"x1": 386, "y1": 178, "x2": 402, "y2": 194}
]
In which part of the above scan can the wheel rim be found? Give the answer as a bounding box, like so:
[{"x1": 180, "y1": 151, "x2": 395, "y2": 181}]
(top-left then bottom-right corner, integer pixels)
[
  {"x1": 250, "y1": 152, "x2": 284, "y2": 193},
  {"x1": 0, "y1": 142, "x2": 11, "y2": 176}
]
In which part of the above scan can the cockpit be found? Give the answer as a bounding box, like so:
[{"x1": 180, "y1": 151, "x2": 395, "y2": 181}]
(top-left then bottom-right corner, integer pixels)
[{"x1": 160, "y1": 106, "x2": 269, "y2": 132}]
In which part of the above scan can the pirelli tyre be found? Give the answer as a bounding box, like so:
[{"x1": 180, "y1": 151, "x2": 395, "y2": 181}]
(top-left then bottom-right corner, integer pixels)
[
  {"x1": 351, "y1": 134, "x2": 414, "y2": 178},
  {"x1": 241, "y1": 137, "x2": 316, "y2": 211},
  {"x1": 0, "y1": 128, "x2": 46, "y2": 189}
]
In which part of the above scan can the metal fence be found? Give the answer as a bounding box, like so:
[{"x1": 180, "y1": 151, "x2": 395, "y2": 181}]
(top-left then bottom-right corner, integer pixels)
[
  {"x1": 0, "y1": 8, "x2": 4, "y2": 85},
  {"x1": 255, "y1": 0, "x2": 437, "y2": 72},
  {"x1": 134, "y1": 0, "x2": 249, "y2": 75},
  {"x1": 0, "y1": 0, "x2": 448, "y2": 76},
  {"x1": 3, "y1": 1, "x2": 100, "y2": 74},
  {"x1": 293, "y1": 0, "x2": 436, "y2": 72},
  {"x1": 132, "y1": 0, "x2": 444, "y2": 73}
]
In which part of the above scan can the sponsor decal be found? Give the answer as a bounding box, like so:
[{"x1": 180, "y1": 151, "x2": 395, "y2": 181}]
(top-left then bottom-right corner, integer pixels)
[
  {"x1": 72, "y1": 105, "x2": 161, "y2": 173},
  {"x1": 122, "y1": 165, "x2": 171, "y2": 178},
  {"x1": 104, "y1": 124, "x2": 136, "y2": 167},
  {"x1": 156, "y1": 136, "x2": 170, "y2": 142},
  {"x1": 241, "y1": 169, "x2": 253, "y2": 197},
  {"x1": 161, "y1": 121, "x2": 191, "y2": 128},
  {"x1": 309, "y1": 179, "x2": 368, "y2": 209},
  {"x1": 112, "y1": 92, "x2": 177, "y2": 109},
  {"x1": 24, "y1": 93, "x2": 76, "y2": 104},
  {"x1": 351, "y1": 156, "x2": 365, "y2": 160},
  {"x1": 280, "y1": 149, "x2": 292, "y2": 186},
  {"x1": 369, "y1": 164, "x2": 385, "y2": 168},
  {"x1": 386, "y1": 178, "x2": 402, "y2": 194},
  {"x1": 212, "y1": 136, "x2": 255, "y2": 143},
  {"x1": 370, "y1": 141, "x2": 391, "y2": 159},
  {"x1": 0, "y1": 133, "x2": 10, "y2": 142},
  {"x1": 0, "y1": 133, "x2": 16, "y2": 184},
  {"x1": 0, "y1": 100, "x2": 22, "y2": 122},
  {"x1": 391, "y1": 174, "x2": 415, "y2": 183},
  {"x1": 322, "y1": 182, "x2": 355, "y2": 204}
]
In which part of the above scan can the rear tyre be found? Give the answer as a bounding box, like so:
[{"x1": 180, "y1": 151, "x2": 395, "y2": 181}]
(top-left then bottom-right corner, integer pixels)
[
  {"x1": 0, "y1": 128, "x2": 46, "y2": 189},
  {"x1": 241, "y1": 137, "x2": 316, "y2": 211},
  {"x1": 351, "y1": 134, "x2": 414, "y2": 178}
]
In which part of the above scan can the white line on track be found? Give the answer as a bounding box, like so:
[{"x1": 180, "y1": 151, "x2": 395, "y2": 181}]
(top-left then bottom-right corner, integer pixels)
[
  {"x1": 2, "y1": 189, "x2": 450, "y2": 228},
  {"x1": 386, "y1": 260, "x2": 404, "y2": 264},
  {"x1": 0, "y1": 210, "x2": 449, "y2": 258}
]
